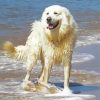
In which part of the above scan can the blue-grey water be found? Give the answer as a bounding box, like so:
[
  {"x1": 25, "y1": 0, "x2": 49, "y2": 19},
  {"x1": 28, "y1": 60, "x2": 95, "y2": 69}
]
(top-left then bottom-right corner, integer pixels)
[
  {"x1": 0, "y1": 0, "x2": 100, "y2": 36},
  {"x1": 0, "y1": 0, "x2": 100, "y2": 100}
]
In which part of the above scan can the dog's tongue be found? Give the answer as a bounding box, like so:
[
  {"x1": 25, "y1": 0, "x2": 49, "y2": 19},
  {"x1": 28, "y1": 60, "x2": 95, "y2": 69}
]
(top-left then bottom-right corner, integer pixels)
[{"x1": 47, "y1": 24, "x2": 54, "y2": 29}]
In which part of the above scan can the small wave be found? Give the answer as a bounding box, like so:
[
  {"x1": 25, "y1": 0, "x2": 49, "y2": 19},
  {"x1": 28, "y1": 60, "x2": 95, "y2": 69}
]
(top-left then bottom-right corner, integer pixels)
[
  {"x1": 0, "y1": 55, "x2": 24, "y2": 70},
  {"x1": 76, "y1": 33, "x2": 100, "y2": 47},
  {"x1": 73, "y1": 69, "x2": 100, "y2": 75},
  {"x1": 72, "y1": 53, "x2": 94, "y2": 63}
]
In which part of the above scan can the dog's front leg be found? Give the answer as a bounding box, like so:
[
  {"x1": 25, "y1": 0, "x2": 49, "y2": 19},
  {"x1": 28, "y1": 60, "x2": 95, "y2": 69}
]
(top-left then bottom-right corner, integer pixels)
[
  {"x1": 63, "y1": 64, "x2": 72, "y2": 93},
  {"x1": 63, "y1": 55, "x2": 73, "y2": 95}
]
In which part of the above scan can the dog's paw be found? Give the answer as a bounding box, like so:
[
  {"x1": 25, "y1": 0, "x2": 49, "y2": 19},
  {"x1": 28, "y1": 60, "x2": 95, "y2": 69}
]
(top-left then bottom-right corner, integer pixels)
[
  {"x1": 45, "y1": 88, "x2": 73, "y2": 97},
  {"x1": 35, "y1": 82, "x2": 61, "y2": 94},
  {"x1": 37, "y1": 81, "x2": 51, "y2": 88},
  {"x1": 21, "y1": 81, "x2": 36, "y2": 92},
  {"x1": 48, "y1": 86, "x2": 61, "y2": 94},
  {"x1": 33, "y1": 82, "x2": 49, "y2": 93},
  {"x1": 62, "y1": 88, "x2": 73, "y2": 95}
]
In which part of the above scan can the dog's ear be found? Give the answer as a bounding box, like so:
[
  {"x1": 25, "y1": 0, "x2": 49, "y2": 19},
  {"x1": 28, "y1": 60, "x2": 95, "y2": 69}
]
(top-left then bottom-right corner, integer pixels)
[
  {"x1": 67, "y1": 13, "x2": 77, "y2": 30},
  {"x1": 62, "y1": 8, "x2": 76, "y2": 29},
  {"x1": 60, "y1": 8, "x2": 77, "y2": 35},
  {"x1": 59, "y1": 8, "x2": 77, "y2": 39}
]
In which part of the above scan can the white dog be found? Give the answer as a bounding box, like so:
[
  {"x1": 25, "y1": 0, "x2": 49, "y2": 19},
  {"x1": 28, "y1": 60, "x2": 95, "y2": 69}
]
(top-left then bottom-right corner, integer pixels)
[{"x1": 3, "y1": 5, "x2": 77, "y2": 95}]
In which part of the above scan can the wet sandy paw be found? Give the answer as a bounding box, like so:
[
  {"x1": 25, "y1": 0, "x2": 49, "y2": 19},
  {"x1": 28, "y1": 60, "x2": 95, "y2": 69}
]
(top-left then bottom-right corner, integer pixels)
[{"x1": 21, "y1": 81, "x2": 36, "y2": 92}]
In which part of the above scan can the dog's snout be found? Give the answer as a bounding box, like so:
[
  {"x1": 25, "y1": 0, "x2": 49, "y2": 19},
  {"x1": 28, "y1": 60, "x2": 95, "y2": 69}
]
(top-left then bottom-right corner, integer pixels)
[{"x1": 47, "y1": 17, "x2": 52, "y2": 23}]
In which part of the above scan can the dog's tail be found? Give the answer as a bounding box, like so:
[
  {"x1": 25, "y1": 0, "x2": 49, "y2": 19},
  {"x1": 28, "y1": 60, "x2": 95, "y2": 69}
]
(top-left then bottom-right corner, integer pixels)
[{"x1": 3, "y1": 41, "x2": 27, "y2": 61}]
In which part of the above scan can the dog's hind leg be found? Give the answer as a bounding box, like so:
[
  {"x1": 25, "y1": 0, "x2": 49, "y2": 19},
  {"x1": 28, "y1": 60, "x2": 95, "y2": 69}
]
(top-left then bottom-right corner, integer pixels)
[
  {"x1": 38, "y1": 57, "x2": 44, "y2": 83},
  {"x1": 22, "y1": 54, "x2": 37, "y2": 91},
  {"x1": 25, "y1": 55, "x2": 37, "y2": 82},
  {"x1": 38, "y1": 55, "x2": 52, "y2": 86},
  {"x1": 40, "y1": 59, "x2": 53, "y2": 87}
]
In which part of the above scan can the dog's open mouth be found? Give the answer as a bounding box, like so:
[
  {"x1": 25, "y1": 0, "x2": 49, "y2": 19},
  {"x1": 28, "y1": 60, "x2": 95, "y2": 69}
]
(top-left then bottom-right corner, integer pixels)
[{"x1": 47, "y1": 21, "x2": 59, "y2": 30}]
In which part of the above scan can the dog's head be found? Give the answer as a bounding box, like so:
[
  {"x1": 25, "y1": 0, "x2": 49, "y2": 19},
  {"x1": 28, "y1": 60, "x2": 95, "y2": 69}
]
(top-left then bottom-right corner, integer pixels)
[{"x1": 41, "y1": 5, "x2": 77, "y2": 40}]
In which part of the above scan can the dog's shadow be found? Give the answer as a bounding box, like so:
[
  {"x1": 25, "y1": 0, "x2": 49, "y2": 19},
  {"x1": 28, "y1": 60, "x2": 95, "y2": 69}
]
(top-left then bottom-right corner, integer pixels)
[{"x1": 54, "y1": 82, "x2": 100, "y2": 94}]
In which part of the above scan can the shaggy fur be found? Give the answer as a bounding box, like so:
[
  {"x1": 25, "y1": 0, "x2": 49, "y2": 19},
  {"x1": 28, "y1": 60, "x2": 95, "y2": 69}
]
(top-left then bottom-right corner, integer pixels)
[{"x1": 3, "y1": 5, "x2": 77, "y2": 94}]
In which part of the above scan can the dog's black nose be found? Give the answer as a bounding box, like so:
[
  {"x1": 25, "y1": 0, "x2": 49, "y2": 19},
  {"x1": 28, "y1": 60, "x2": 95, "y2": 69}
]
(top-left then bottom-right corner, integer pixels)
[{"x1": 47, "y1": 17, "x2": 52, "y2": 23}]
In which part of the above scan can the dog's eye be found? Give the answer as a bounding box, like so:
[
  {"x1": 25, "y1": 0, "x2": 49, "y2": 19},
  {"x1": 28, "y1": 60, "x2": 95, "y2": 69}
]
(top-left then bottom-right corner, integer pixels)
[
  {"x1": 46, "y1": 12, "x2": 49, "y2": 15},
  {"x1": 54, "y1": 12, "x2": 58, "y2": 15}
]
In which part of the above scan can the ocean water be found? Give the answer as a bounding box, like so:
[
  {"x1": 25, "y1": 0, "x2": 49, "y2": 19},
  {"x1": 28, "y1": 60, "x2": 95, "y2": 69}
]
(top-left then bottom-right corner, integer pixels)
[
  {"x1": 0, "y1": 0, "x2": 100, "y2": 99},
  {"x1": 0, "y1": 0, "x2": 100, "y2": 36}
]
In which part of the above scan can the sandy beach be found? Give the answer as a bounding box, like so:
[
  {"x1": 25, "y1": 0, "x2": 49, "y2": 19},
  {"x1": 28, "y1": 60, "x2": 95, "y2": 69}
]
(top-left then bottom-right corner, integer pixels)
[{"x1": 0, "y1": 0, "x2": 100, "y2": 100}]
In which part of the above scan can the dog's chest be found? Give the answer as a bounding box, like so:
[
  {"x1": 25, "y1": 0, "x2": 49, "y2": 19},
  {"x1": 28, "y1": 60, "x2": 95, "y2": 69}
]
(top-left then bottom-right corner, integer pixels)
[
  {"x1": 43, "y1": 41, "x2": 69, "y2": 64},
  {"x1": 53, "y1": 46, "x2": 64, "y2": 64}
]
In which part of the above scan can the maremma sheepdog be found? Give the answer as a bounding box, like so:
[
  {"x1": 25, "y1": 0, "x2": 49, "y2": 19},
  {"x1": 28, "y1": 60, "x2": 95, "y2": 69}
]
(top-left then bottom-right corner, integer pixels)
[{"x1": 3, "y1": 5, "x2": 77, "y2": 95}]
